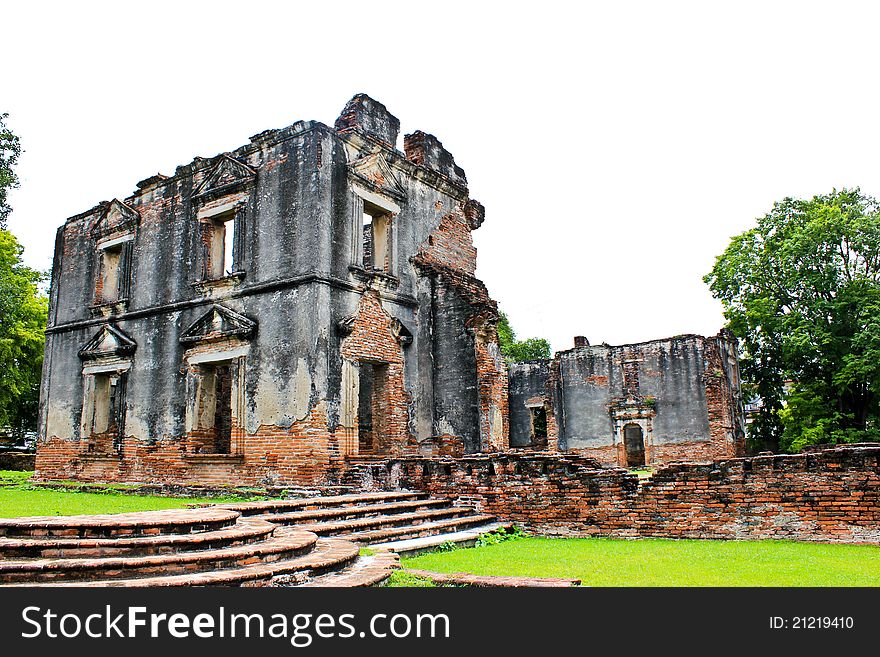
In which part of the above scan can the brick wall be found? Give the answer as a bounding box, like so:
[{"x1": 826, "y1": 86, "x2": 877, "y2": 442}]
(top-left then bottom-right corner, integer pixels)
[
  {"x1": 341, "y1": 290, "x2": 410, "y2": 456},
  {"x1": 347, "y1": 445, "x2": 880, "y2": 543},
  {"x1": 35, "y1": 403, "x2": 346, "y2": 487},
  {"x1": 416, "y1": 210, "x2": 478, "y2": 275},
  {"x1": 0, "y1": 452, "x2": 36, "y2": 471}
]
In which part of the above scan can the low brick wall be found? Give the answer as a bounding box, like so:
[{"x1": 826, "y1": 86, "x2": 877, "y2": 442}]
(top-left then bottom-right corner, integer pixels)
[
  {"x1": 347, "y1": 446, "x2": 880, "y2": 543},
  {"x1": 0, "y1": 452, "x2": 36, "y2": 471}
]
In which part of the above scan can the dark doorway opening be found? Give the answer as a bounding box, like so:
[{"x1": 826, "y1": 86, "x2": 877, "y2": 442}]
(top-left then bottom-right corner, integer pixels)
[
  {"x1": 623, "y1": 423, "x2": 645, "y2": 467},
  {"x1": 357, "y1": 362, "x2": 388, "y2": 454},
  {"x1": 530, "y1": 406, "x2": 548, "y2": 447},
  {"x1": 213, "y1": 363, "x2": 232, "y2": 454}
]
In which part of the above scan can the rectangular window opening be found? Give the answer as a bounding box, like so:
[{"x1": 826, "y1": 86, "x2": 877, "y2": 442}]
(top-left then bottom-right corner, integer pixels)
[
  {"x1": 100, "y1": 246, "x2": 122, "y2": 303},
  {"x1": 530, "y1": 406, "x2": 548, "y2": 442},
  {"x1": 205, "y1": 210, "x2": 238, "y2": 280},
  {"x1": 222, "y1": 217, "x2": 236, "y2": 276},
  {"x1": 362, "y1": 202, "x2": 390, "y2": 272},
  {"x1": 362, "y1": 212, "x2": 373, "y2": 270}
]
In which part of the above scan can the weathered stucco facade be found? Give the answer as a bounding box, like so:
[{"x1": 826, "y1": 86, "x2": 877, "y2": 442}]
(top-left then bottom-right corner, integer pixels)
[
  {"x1": 36, "y1": 94, "x2": 743, "y2": 487},
  {"x1": 36, "y1": 94, "x2": 508, "y2": 486},
  {"x1": 508, "y1": 333, "x2": 746, "y2": 467}
]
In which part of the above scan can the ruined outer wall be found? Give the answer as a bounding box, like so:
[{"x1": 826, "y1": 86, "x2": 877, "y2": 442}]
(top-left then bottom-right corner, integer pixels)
[
  {"x1": 37, "y1": 95, "x2": 508, "y2": 487},
  {"x1": 508, "y1": 361, "x2": 550, "y2": 447},
  {"x1": 349, "y1": 445, "x2": 880, "y2": 543},
  {"x1": 509, "y1": 333, "x2": 743, "y2": 464}
]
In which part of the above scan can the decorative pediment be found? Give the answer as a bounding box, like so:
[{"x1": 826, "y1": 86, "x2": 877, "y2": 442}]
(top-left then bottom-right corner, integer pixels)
[
  {"x1": 180, "y1": 304, "x2": 256, "y2": 345},
  {"x1": 193, "y1": 154, "x2": 256, "y2": 199},
  {"x1": 349, "y1": 152, "x2": 406, "y2": 201},
  {"x1": 91, "y1": 199, "x2": 140, "y2": 240},
  {"x1": 79, "y1": 324, "x2": 137, "y2": 361}
]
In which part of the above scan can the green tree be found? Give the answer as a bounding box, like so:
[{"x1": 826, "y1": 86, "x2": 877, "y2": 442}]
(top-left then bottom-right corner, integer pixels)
[
  {"x1": 705, "y1": 188, "x2": 880, "y2": 452},
  {"x1": 497, "y1": 312, "x2": 552, "y2": 362},
  {"x1": 0, "y1": 113, "x2": 21, "y2": 227},
  {"x1": 0, "y1": 115, "x2": 46, "y2": 439},
  {"x1": 0, "y1": 229, "x2": 47, "y2": 438}
]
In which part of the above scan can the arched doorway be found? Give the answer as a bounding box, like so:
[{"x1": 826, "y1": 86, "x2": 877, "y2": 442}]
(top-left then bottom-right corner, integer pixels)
[{"x1": 623, "y1": 423, "x2": 645, "y2": 467}]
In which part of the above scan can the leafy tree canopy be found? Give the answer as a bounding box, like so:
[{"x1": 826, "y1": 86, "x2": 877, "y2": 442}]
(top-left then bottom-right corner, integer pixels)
[
  {"x1": 705, "y1": 188, "x2": 880, "y2": 452},
  {"x1": 0, "y1": 113, "x2": 21, "y2": 227},
  {"x1": 0, "y1": 228, "x2": 47, "y2": 437},
  {"x1": 497, "y1": 312, "x2": 552, "y2": 363}
]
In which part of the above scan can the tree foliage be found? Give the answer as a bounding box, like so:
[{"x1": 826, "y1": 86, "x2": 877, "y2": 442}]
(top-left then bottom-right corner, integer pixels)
[
  {"x1": 0, "y1": 113, "x2": 21, "y2": 227},
  {"x1": 0, "y1": 229, "x2": 47, "y2": 437},
  {"x1": 0, "y1": 116, "x2": 45, "y2": 438},
  {"x1": 705, "y1": 188, "x2": 880, "y2": 452},
  {"x1": 497, "y1": 312, "x2": 552, "y2": 362}
]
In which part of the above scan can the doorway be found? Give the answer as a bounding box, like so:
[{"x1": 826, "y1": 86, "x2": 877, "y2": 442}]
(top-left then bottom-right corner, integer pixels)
[
  {"x1": 357, "y1": 361, "x2": 389, "y2": 454},
  {"x1": 623, "y1": 423, "x2": 645, "y2": 467}
]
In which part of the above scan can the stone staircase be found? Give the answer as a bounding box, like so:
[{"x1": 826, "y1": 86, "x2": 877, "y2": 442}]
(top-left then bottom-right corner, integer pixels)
[{"x1": 0, "y1": 491, "x2": 499, "y2": 587}]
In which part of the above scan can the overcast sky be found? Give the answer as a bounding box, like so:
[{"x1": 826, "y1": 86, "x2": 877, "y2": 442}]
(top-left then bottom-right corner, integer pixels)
[{"x1": 5, "y1": 1, "x2": 880, "y2": 352}]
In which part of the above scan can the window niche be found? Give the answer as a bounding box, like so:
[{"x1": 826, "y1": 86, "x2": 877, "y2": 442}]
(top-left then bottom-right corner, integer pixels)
[
  {"x1": 90, "y1": 199, "x2": 138, "y2": 313},
  {"x1": 191, "y1": 153, "x2": 256, "y2": 289},
  {"x1": 362, "y1": 201, "x2": 392, "y2": 272},
  {"x1": 180, "y1": 304, "x2": 256, "y2": 458},
  {"x1": 96, "y1": 237, "x2": 133, "y2": 305},
  {"x1": 78, "y1": 324, "x2": 136, "y2": 455},
  {"x1": 349, "y1": 186, "x2": 400, "y2": 279},
  {"x1": 197, "y1": 201, "x2": 246, "y2": 283},
  {"x1": 525, "y1": 399, "x2": 549, "y2": 449}
]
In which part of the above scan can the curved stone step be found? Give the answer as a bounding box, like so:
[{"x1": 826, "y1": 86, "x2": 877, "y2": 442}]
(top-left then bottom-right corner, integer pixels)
[
  {"x1": 210, "y1": 491, "x2": 427, "y2": 516},
  {"x1": 404, "y1": 569, "x2": 581, "y2": 587},
  {"x1": 0, "y1": 508, "x2": 240, "y2": 539},
  {"x1": 296, "y1": 507, "x2": 481, "y2": 536},
  {"x1": 7, "y1": 538, "x2": 361, "y2": 588},
  {"x1": 0, "y1": 518, "x2": 276, "y2": 559},
  {"x1": 347, "y1": 514, "x2": 498, "y2": 544},
  {"x1": 0, "y1": 526, "x2": 317, "y2": 584},
  {"x1": 259, "y1": 498, "x2": 451, "y2": 525},
  {"x1": 297, "y1": 552, "x2": 400, "y2": 587},
  {"x1": 370, "y1": 522, "x2": 509, "y2": 557}
]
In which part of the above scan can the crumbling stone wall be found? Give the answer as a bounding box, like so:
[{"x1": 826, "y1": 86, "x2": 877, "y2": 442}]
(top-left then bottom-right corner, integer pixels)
[
  {"x1": 36, "y1": 94, "x2": 507, "y2": 487},
  {"x1": 348, "y1": 445, "x2": 880, "y2": 543},
  {"x1": 508, "y1": 332, "x2": 745, "y2": 466}
]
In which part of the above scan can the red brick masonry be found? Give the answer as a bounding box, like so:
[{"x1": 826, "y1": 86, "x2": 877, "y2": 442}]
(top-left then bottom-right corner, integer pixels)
[{"x1": 347, "y1": 445, "x2": 880, "y2": 543}]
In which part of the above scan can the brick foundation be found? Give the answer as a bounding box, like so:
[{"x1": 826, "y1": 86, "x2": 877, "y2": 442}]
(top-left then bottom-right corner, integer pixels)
[{"x1": 35, "y1": 403, "x2": 346, "y2": 488}]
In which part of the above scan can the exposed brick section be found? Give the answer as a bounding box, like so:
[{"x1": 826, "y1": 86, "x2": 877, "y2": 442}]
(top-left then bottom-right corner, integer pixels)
[
  {"x1": 36, "y1": 402, "x2": 346, "y2": 488},
  {"x1": 341, "y1": 291, "x2": 409, "y2": 456},
  {"x1": 348, "y1": 445, "x2": 880, "y2": 543},
  {"x1": 415, "y1": 211, "x2": 478, "y2": 275},
  {"x1": 474, "y1": 323, "x2": 509, "y2": 452},
  {"x1": 403, "y1": 131, "x2": 467, "y2": 187}
]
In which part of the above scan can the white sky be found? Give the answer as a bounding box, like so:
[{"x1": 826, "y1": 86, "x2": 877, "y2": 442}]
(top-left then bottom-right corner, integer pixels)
[{"x1": 5, "y1": 1, "x2": 880, "y2": 352}]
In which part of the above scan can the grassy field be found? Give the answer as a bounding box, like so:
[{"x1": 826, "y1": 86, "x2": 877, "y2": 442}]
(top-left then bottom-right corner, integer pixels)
[
  {"x1": 0, "y1": 470, "x2": 247, "y2": 517},
  {"x1": 400, "y1": 536, "x2": 880, "y2": 587},
  {"x1": 5, "y1": 470, "x2": 878, "y2": 587}
]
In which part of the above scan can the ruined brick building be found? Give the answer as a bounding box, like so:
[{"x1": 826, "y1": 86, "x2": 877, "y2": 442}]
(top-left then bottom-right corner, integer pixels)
[
  {"x1": 509, "y1": 333, "x2": 746, "y2": 467},
  {"x1": 35, "y1": 94, "x2": 744, "y2": 487}
]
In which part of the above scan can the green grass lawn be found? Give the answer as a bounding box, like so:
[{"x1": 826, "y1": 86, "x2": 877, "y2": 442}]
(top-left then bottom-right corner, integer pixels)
[
  {"x1": 400, "y1": 536, "x2": 880, "y2": 587},
  {"x1": 0, "y1": 471, "x2": 249, "y2": 517}
]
